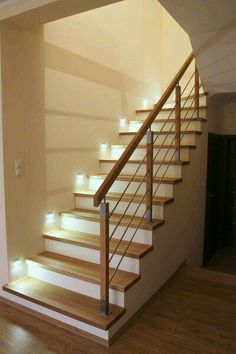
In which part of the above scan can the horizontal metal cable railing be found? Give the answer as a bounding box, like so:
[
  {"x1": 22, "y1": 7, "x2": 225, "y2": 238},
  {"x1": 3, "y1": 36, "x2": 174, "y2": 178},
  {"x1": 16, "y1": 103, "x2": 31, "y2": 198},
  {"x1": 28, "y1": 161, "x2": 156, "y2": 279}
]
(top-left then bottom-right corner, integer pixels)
[{"x1": 96, "y1": 53, "x2": 202, "y2": 316}]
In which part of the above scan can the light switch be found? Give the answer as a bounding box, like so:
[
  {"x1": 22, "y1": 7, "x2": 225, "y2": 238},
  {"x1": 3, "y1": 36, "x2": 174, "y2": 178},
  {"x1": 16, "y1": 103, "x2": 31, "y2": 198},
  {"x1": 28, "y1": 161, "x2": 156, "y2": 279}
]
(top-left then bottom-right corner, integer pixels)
[{"x1": 15, "y1": 160, "x2": 22, "y2": 177}]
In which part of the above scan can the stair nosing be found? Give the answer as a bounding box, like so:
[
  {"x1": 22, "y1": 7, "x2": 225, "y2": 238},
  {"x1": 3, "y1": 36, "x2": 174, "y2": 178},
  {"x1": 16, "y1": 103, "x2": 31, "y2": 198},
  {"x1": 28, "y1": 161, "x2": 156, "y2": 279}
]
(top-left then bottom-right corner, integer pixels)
[
  {"x1": 60, "y1": 208, "x2": 165, "y2": 231},
  {"x1": 43, "y1": 229, "x2": 153, "y2": 259},
  {"x1": 129, "y1": 117, "x2": 206, "y2": 124},
  {"x1": 111, "y1": 144, "x2": 196, "y2": 149},
  {"x1": 99, "y1": 159, "x2": 189, "y2": 166},
  {"x1": 26, "y1": 252, "x2": 141, "y2": 292},
  {"x1": 89, "y1": 174, "x2": 183, "y2": 185},
  {"x1": 74, "y1": 191, "x2": 174, "y2": 206},
  {"x1": 119, "y1": 130, "x2": 202, "y2": 136},
  {"x1": 136, "y1": 105, "x2": 208, "y2": 113}
]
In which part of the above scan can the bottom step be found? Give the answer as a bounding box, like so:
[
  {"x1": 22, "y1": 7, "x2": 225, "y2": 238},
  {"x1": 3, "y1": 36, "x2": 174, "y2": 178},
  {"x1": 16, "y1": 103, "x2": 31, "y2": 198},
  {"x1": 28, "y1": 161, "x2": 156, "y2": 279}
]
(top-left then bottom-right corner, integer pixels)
[{"x1": 3, "y1": 277, "x2": 125, "y2": 330}]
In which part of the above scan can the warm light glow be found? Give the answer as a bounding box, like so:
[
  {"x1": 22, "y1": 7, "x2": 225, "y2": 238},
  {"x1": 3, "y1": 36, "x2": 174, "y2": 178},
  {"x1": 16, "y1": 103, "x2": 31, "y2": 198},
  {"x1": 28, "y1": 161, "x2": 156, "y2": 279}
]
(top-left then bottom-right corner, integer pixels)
[
  {"x1": 119, "y1": 116, "x2": 126, "y2": 129},
  {"x1": 100, "y1": 142, "x2": 107, "y2": 151},
  {"x1": 143, "y1": 99, "x2": 149, "y2": 108},
  {"x1": 12, "y1": 258, "x2": 21, "y2": 270},
  {"x1": 76, "y1": 172, "x2": 84, "y2": 185},
  {"x1": 46, "y1": 211, "x2": 55, "y2": 223},
  {"x1": 88, "y1": 176, "x2": 103, "y2": 191}
]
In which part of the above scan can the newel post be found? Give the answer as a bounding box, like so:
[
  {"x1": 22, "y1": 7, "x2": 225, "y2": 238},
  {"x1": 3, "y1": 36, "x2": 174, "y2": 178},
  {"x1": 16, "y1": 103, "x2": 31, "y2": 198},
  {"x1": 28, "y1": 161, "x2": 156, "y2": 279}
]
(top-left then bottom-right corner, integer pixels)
[
  {"x1": 146, "y1": 130, "x2": 153, "y2": 223},
  {"x1": 195, "y1": 65, "x2": 199, "y2": 119},
  {"x1": 175, "y1": 84, "x2": 181, "y2": 161},
  {"x1": 100, "y1": 201, "x2": 110, "y2": 316}
]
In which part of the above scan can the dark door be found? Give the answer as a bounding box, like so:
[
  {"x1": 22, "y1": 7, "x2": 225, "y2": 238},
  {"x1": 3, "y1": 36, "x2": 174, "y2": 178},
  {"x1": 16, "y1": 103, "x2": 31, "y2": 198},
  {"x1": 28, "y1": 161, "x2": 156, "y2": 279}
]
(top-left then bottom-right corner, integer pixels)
[
  {"x1": 226, "y1": 139, "x2": 236, "y2": 247},
  {"x1": 203, "y1": 133, "x2": 221, "y2": 266}
]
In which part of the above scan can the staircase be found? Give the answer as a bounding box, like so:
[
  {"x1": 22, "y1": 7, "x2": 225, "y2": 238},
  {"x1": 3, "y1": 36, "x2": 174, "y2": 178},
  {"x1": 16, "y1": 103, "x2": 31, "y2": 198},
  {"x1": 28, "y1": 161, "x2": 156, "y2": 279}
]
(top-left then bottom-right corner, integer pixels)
[{"x1": 3, "y1": 53, "x2": 208, "y2": 346}]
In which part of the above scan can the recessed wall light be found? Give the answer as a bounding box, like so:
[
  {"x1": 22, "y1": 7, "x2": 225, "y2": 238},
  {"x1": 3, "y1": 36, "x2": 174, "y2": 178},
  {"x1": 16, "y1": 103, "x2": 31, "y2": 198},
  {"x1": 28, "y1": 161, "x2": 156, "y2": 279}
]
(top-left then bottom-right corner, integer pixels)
[
  {"x1": 143, "y1": 99, "x2": 149, "y2": 108},
  {"x1": 119, "y1": 116, "x2": 126, "y2": 129},
  {"x1": 12, "y1": 258, "x2": 21, "y2": 270},
  {"x1": 46, "y1": 210, "x2": 55, "y2": 223},
  {"x1": 76, "y1": 172, "x2": 84, "y2": 185},
  {"x1": 100, "y1": 142, "x2": 107, "y2": 149}
]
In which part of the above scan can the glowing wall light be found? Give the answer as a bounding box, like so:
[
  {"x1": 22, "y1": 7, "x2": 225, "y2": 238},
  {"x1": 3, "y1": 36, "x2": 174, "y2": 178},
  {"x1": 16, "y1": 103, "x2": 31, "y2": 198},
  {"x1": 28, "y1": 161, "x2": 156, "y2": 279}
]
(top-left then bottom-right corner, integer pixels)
[
  {"x1": 100, "y1": 142, "x2": 107, "y2": 151},
  {"x1": 143, "y1": 99, "x2": 149, "y2": 109},
  {"x1": 76, "y1": 172, "x2": 84, "y2": 186},
  {"x1": 119, "y1": 116, "x2": 126, "y2": 129},
  {"x1": 46, "y1": 210, "x2": 55, "y2": 223},
  {"x1": 12, "y1": 258, "x2": 21, "y2": 270}
]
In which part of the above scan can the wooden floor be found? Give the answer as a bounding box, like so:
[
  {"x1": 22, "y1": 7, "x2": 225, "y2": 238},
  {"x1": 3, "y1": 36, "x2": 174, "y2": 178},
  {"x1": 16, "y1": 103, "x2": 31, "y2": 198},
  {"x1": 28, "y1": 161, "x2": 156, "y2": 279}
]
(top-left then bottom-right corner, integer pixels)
[
  {"x1": 206, "y1": 247, "x2": 236, "y2": 275},
  {"x1": 0, "y1": 266, "x2": 236, "y2": 353}
]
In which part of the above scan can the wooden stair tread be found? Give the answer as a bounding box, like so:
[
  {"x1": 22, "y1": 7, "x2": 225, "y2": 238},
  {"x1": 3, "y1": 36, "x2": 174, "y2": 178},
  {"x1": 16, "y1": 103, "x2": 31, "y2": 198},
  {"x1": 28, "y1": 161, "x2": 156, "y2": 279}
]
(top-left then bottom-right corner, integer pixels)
[
  {"x1": 111, "y1": 144, "x2": 196, "y2": 149},
  {"x1": 119, "y1": 130, "x2": 201, "y2": 136},
  {"x1": 136, "y1": 105, "x2": 208, "y2": 114},
  {"x1": 74, "y1": 190, "x2": 174, "y2": 206},
  {"x1": 27, "y1": 251, "x2": 140, "y2": 292},
  {"x1": 61, "y1": 208, "x2": 164, "y2": 231},
  {"x1": 162, "y1": 92, "x2": 207, "y2": 104},
  {"x1": 43, "y1": 229, "x2": 153, "y2": 259},
  {"x1": 100, "y1": 159, "x2": 189, "y2": 166},
  {"x1": 129, "y1": 117, "x2": 206, "y2": 123},
  {"x1": 3, "y1": 277, "x2": 125, "y2": 330},
  {"x1": 90, "y1": 174, "x2": 183, "y2": 185}
]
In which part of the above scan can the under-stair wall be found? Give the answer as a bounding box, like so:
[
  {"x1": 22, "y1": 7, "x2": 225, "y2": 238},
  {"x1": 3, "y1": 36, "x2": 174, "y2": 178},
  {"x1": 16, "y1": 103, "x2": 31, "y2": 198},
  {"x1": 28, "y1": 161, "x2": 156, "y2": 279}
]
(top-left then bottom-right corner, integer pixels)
[{"x1": 108, "y1": 115, "x2": 208, "y2": 339}]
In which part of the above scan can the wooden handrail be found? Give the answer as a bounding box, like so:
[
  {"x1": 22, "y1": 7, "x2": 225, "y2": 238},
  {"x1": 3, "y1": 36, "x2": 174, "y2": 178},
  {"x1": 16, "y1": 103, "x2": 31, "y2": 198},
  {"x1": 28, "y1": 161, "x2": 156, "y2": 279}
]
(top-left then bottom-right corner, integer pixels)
[{"x1": 94, "y1": 52, "x2": 194, "y2": 207}]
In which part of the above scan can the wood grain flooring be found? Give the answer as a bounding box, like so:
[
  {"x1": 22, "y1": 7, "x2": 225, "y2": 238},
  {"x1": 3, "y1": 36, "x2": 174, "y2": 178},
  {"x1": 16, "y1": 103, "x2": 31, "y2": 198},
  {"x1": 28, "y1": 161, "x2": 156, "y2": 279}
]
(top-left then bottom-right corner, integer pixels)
[
  {"x1": 0, "y1": 265, "x2": 236, "y2": 353},
  {"x1": 206, "y1": 247, "x2": 236, "y2": 276}
]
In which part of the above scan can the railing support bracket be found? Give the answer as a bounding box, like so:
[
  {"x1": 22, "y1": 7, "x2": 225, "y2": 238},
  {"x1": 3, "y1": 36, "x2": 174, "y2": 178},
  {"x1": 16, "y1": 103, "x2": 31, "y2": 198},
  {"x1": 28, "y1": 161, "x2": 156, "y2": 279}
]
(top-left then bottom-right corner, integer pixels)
[
  {"x1": 100, "y1": 202, "x2": 110, "y2": 317},
  {"x1": 146, "y1": 130, "x2": 153, "y2": 223}
]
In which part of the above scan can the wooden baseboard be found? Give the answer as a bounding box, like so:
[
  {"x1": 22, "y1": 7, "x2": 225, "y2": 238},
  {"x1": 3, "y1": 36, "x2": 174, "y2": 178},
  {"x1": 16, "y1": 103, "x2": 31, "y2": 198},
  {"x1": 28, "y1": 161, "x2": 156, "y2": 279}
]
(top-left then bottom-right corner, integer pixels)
[{"x1": 0, "y1": 294, "x2": 109, "y2": 348}]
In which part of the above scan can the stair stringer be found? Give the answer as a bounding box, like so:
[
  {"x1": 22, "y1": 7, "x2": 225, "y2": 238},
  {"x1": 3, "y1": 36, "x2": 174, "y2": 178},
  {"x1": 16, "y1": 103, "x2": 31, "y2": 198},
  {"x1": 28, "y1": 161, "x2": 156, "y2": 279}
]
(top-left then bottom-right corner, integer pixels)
[{"x1": 107, "y1": 122, "x2": 208, "y2": 340}]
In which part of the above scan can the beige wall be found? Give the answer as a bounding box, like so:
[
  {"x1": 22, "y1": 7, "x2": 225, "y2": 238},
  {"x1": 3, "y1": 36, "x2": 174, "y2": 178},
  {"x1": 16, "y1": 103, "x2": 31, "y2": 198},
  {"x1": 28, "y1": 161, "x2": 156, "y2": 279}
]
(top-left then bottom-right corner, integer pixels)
[
  {"x1": 208, "y1": 95, "x2": 236, "y2": 135},
  {"x1": 1, "y1": 22, "x2": 46, "y2": 281},
  {"x1": 44, "y1": 0, "x2": 192, "y2": 213},
  {"x1": 161, "y1": 8, "x2": 193, "y2": 93},
  {"x1": 0, "y1": 26, "x2": 9, "y2": 288},
  {"x1": 1, "y1": 0, "x2": 193, "y2": 282}
]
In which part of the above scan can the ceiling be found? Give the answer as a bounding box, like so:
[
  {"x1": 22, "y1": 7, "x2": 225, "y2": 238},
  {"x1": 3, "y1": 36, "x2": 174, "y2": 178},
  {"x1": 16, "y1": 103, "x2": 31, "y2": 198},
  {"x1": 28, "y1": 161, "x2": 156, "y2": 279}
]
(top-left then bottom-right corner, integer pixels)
[
  {"x1": 5, "y1": 0, "x2": 122, "y2": 28},
  {"x1": 159, "y1": 0, "x2": 236, "y2": 96},
  {"x1": 0, "y1": 0, "x2": 57, "y2": 20}
]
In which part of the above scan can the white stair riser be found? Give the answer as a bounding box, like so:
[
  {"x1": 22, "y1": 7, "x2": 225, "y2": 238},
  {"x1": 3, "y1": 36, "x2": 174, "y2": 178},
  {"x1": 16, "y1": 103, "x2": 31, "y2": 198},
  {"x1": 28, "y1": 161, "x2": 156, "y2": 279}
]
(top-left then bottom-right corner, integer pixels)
[
  {"x1": 136, "y1": 108, "x2": 206, "y2": 120},
  {"x1": 111, "y1": 147, "x2": 189, "y2": 161},
  {"x1": 163, "y1": 95, "x2": 207, "y2": 108},
  {"x1": 88, "y1": 177, "x2": 174, "y2": 198},
  {"x1": 119, "y1": 133, "x2": 196, "y2": 146},
  {"x1": 74, "y1": 196, "x2": 164, "y2": 219},
  {"x1": 61, "y1": 215, "x2": 153, "y2": 244},
  {"x1": 45, "y1": 239, "x2": 140, "y2": 274},
  {"x1": 100, "y1": 162, "x2": 182, "y2": 178},
  {"x1": 2, "y1": 292, "x2": 109, "y2": 340},
  {"x1": 27, "y1": 262, "x2": 124, "y2": 306},
  {"x1": 128, "y1": 120, "x2": 202, "y2": 132}
]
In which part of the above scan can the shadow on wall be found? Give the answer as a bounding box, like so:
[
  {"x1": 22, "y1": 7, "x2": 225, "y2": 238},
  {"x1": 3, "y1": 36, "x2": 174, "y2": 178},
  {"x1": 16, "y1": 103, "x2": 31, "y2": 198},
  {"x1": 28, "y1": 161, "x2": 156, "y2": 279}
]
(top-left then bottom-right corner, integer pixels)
[{"x1": 44, "y1": 41, "x2": 158, "y2": 212}]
